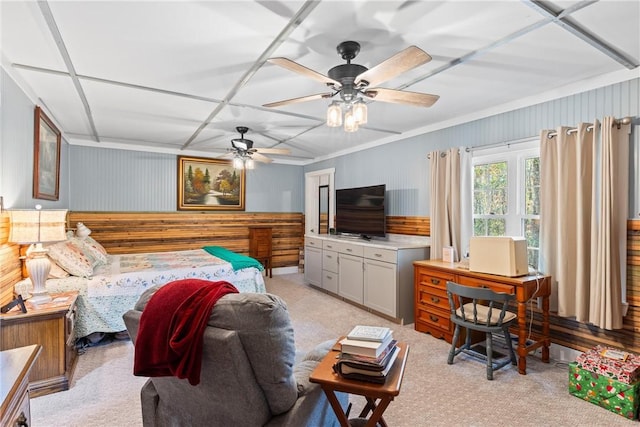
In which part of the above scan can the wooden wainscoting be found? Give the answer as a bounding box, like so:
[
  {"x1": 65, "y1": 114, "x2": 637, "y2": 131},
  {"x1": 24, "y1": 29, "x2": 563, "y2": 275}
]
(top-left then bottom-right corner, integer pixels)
[
  {"x1": 0, "y1": 213, "x2": 23, "y2": 306},
  {"x1": 67, "y1": 212, "x2": 303, "y2": 270},
  {"x1": 386, "y1": 216, "x2": 430, "y2": 236}
]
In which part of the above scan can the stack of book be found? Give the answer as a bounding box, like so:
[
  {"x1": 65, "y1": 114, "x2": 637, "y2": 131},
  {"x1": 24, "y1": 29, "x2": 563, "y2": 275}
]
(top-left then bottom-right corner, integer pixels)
[{"x1": 333, "y1": 325, "x2": 399, "y2": 384}]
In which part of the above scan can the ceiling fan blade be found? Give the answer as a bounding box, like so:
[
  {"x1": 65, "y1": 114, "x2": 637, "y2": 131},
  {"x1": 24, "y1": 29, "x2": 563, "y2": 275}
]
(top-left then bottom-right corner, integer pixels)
[
  {"x1": 255, "y1": 147, "x2": 291, "y2": 155},
  {"x1": 268, "y1": 57, "x2": 341, "y2": 87},
  {"x1": 251, "y1": 152, "x2": 273, "y2": 163},
  {"x1": 364, "y1": 87, "x2": 439, "y2": 107},
  {"x1": 263, "y1": 93, "x2": 333, "y2": 108},
  {"x1": 355, "y1": 46, "x2": 432, "y2": 88}
]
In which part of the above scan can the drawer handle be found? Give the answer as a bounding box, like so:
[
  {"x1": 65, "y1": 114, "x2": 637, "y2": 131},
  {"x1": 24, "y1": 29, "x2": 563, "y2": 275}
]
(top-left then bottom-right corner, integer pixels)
[
  {"x1": 326, "y1": 255, "x2": 332, "y2": 259},
  {"x1": 430, "y1": 296, "x2": 440, "y2": 303},
  {"x1": 429, "y1": 315, "x2": 439, "y2": 322},
  {"x1": 326, "y1": 275, "x2": 332, "y2": 279},
  {"x1": 374, "y1": 253, "x2": 382, "y2": 257},
  {"x1": 430, "y1": 278, "x2": 440, "y2": 285},
  {"x1": 346, "y1": 248, "x2": 352, "y2": 252}
]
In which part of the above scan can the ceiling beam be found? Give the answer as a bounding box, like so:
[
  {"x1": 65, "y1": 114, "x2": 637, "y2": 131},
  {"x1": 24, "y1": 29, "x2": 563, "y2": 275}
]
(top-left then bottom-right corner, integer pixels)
[
  {"x1": 37, "y1": 0, "x2": 101, "y2": 142},
  {"x1": 525, "y1": 0, "x2": 638, "y2": 69},
  {"x1": 181, "y1": 0, "x2": 322, "y2": 150}
]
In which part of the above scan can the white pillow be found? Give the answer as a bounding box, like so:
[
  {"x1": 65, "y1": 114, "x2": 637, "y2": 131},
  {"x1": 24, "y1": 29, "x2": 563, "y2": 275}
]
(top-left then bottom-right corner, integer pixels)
[{"x1": 48, "y1": 240, "x2": 93, "y2": 277}]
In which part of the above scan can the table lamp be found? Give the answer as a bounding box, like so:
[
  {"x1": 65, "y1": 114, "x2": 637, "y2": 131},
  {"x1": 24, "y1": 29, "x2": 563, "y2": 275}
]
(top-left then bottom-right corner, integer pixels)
[{"x1": 9, "y1": 206, "x2": 68, "y2": 304}]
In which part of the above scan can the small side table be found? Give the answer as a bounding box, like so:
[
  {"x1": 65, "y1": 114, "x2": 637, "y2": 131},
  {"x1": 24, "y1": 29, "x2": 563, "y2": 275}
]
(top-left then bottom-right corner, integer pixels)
[{"x1": 310, "y1": 341, "x2": 409, "y2": 427}]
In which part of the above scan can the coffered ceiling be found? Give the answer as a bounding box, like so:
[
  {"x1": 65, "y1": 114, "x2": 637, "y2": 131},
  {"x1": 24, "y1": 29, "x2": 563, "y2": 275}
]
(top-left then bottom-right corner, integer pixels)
[{"x1": 2, "y1": 1, "x2": 638, "y2": 164}]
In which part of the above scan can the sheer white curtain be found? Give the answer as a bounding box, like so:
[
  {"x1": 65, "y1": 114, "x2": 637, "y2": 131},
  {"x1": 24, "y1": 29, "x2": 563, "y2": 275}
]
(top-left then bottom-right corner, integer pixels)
[
  {"x1": 429, "y1": 148, "x2": 472, "y2": 261},
  {"x1": 539, "y1": 117, "x2": 630, "y2": 330}
]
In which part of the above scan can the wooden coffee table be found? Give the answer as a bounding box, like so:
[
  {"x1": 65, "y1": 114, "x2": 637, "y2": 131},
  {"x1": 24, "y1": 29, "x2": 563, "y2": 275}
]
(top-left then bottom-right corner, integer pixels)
[{"x1": 309, "y1": 340, "x2": 409, "y2": 427}]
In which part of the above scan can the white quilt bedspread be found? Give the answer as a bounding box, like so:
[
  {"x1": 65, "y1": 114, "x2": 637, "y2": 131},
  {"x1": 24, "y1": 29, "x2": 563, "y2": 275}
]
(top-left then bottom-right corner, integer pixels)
[{"x1": 45, "y1": 249, "x2": 266, "y2": 338}]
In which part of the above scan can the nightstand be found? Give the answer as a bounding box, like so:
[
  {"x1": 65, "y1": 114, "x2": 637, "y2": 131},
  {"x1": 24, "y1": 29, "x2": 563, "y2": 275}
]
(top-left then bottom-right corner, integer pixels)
[
  {"x1": 249, "y1": 226, "x2": 273, "y2": 278},
  {"x1": 0, "y1": 291, "x2": 79, "y2": 397}
]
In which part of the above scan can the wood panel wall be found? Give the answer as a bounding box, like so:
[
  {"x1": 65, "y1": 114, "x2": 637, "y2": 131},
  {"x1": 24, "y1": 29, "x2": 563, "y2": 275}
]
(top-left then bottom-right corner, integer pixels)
[{"x1": 1, "y1": 212, "x2": 638, "y2": 355}]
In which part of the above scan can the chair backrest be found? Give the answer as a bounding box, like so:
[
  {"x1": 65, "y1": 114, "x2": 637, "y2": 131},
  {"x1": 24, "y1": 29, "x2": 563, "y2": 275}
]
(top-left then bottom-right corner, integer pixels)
[
  {"x1": 123, "y1": 285, "x2": 299, "y2": 427},
  {"x1": 446, "y1": 281, "x2": 516, "y2": 331}
]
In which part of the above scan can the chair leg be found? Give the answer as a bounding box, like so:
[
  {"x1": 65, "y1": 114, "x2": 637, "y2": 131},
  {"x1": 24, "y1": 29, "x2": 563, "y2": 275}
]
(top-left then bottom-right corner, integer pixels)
[
  {"x1": 485, "y1": 333, "x2": 494, "y2": 380},
  {"x1": 503, "y1": 327, "x2": 517, "y2": 365},
  {"x1": 448, "y1": 325, "x2": 461, "y2": 364}
]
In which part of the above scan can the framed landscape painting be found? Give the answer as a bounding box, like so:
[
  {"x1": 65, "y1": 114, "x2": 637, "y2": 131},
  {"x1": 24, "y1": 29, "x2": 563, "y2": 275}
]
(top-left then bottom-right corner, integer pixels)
[
  {"x1": 177, "y1": 156, "x2": 245, "y2": 211},
  {"x1": 33, "y1": 106, "x2": 61, "y2": 200}
]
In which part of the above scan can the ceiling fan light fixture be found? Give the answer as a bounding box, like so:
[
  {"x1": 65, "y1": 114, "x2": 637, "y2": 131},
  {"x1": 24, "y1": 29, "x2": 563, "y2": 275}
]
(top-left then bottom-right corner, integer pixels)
[
  {"x1": 233, "y1": 157, "x2": 245, "y2": 170},
  {"x1": 343, "y1": 109, "x2": 358, "y2": 132},
  {"x1": 245, "y1": 158, "x2": 255, "y2": 170},
  {"x1": 327, "y1": 101, "x2": 342, "y2": 127},
  {"x1": 353, "y1": 99, "x2": 367, "y2": 125}
]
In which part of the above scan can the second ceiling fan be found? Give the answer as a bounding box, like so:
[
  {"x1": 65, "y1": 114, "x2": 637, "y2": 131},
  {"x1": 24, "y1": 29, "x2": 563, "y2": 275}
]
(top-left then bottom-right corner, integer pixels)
[
  {"x1": 263, "y1": 40, "x2": 440, "y2": 129},
  {"x1": 222, "y1": 126, "x2": 291, "y2": 168}
]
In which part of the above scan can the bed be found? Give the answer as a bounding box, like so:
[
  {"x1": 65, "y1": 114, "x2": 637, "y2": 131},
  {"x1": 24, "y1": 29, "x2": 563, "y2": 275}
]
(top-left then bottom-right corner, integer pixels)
[{"x1": 45, "y1": 247, "x2": 266, "y2": 339}]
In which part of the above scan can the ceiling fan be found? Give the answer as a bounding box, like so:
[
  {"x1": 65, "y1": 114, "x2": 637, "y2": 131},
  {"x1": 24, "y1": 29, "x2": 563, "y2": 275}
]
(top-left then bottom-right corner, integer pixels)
[
  {"x1": 263, "y1": 41, "x2": 439, "y2": 113},
  {"x1": 223, "y1": 126, "x2": 290, "y2": 167}
]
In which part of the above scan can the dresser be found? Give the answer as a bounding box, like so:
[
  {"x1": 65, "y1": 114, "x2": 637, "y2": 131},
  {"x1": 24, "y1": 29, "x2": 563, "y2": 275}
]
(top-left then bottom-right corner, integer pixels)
[
  {"x1": 413, "y1": 260, "x2": 551, "y2": 374},
  {"x1": 249, "y1": 226, "x2": 273, "y2": 278},
  {"x1": 305, "y1": 234, "x2": 429, "y2": 324},
  {"x1": 1, "y1": 345, "x2": 41, "y2": 427},
  {"x1": 0, "y1": 291, "x2": 78, "y2": 397}
]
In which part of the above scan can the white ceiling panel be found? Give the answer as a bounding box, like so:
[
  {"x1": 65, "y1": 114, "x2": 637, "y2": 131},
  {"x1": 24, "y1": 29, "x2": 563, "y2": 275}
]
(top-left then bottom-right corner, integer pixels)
[{"x1": 1, "y1": 0, "x2": 638, "y2": 165}]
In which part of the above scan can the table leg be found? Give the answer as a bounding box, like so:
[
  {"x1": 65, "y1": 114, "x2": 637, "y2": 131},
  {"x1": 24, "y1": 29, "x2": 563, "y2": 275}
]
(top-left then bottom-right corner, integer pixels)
[
  {"x1": 357, "y1": 397, "x2": 388, "y2": 427},
  {"x1": 541, "y1": 294, "x2": 550, "y2": 363},
  {"x1": 322, "y1": 387, "x2": 350, "y2": 427},
  {"x1": 517, "y1": 301, "x2": 527, "y2": 375},
  {"x1": 365, "y1": 397, "x2": 391, "y2": 427}
]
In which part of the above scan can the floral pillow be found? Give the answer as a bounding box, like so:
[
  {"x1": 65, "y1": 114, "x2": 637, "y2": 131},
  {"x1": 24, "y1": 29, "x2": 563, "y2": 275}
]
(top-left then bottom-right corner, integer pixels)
[
  {"x1": 48, "y1": 240, "x2": 93, "y2": 277},
  {"x1": 83, "y1": 235, "x2": 108, "y2": 260},
  {"x1": 48, "y1": 256, "x2": 70, "y2": 279},
  {"x1": 71, "y1": 236, "x2": 108, "y2": 266}
]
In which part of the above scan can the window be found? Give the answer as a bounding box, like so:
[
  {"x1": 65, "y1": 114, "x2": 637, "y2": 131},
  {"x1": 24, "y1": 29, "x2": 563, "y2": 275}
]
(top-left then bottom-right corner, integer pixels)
[{"x1": 472, "y1": 142, "x2": 540, "y2": 267}]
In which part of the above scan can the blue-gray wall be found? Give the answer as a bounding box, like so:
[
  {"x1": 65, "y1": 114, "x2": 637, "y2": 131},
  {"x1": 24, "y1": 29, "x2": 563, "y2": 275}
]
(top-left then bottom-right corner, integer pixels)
[{"x1": 2, "y1": 66, "x2": 638, "y2": 218}]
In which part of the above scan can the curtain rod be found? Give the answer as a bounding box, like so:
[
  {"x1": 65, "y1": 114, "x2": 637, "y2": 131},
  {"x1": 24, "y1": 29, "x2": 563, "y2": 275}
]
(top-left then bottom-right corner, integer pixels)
[{"x1": 546, "y1": 116, "x2": 632, "y2": 138}]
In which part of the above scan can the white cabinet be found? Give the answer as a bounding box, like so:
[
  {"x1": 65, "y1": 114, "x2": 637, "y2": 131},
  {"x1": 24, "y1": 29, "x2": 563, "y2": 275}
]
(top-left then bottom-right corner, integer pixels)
[
  {"x1": 304, "y1": 234, "x2": 429, "y2": 324},
  {"x1": 338, "y1": 252, "x2": 364, "y2": 304},
  {"x1": 304, "y1": 237, "x2": 323, "y2": 287},
  {"x1": 364, "y1": 258, "x2": 397, "y2": 317}
]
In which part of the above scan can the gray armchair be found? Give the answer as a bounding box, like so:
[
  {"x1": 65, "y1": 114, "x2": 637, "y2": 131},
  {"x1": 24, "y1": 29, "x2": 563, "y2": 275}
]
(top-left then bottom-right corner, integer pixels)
[{"x1": 124, "y1": 285, "x2": 347, "y2": 427}]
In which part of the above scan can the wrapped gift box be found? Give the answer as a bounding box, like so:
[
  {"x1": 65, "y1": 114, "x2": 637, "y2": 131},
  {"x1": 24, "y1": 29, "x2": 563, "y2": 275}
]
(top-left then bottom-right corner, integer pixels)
[
  {"x1": 576, "y1": 345, "x2": 640, "y2": 384},
  {"x1": 569, "y1": 362, "x2": 640, "y2": 420}
]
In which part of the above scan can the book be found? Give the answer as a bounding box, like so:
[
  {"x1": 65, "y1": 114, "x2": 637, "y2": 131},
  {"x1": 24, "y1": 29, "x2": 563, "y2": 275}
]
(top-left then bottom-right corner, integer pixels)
[
  {"x1": 338, "y1": 340, "x2": 398, "y2": 371},
  {"x1": 340, "y1": 332, "x2": 393, "y2": 358},
  {"x1": 333, "y1": 345, "x2": 400, "y2": 383},
  {"x1": 346, "y1": 325, "x2": 392, "y2": 342}
]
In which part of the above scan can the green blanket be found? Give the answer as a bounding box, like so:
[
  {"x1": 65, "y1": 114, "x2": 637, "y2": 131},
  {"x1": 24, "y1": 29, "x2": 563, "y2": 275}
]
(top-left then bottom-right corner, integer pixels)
[{"x1": 203, "y1": 246, "x2": 264, "y2": 271}]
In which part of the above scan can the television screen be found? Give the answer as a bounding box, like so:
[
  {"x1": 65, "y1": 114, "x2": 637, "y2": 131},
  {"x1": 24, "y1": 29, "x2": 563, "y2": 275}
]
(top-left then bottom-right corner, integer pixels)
[{"x1": 335, "y1": 184, "x2": 386, "y2": 238}]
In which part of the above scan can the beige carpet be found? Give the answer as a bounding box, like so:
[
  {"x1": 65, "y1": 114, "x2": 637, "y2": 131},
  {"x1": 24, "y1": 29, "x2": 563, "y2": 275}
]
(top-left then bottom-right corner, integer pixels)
[{"x1": 31, "y1": 273, "x2": 634, "y2": 426}]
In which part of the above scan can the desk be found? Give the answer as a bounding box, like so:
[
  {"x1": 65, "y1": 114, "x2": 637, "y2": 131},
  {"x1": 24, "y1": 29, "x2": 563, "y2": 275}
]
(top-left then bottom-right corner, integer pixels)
[
  {"x1": 413, "y1": 260, "x2": 551, "y2": 374},
  {"x1": 309, "y1": 341, "x2": 409, "y2": 427}
]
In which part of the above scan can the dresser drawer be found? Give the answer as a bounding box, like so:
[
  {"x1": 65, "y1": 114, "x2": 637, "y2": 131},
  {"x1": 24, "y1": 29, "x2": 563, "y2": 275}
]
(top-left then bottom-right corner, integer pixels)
[
  {"x1": 322, "y1": 240, "x2": 338, "y2": 251},
  {"x1": 457, "y1": 276, "x2": 515, "y2": 294},
  {"x1": 322, "y1": 250, "x2": 338, "y2": 273},
  {"x1": 322, "y1": 270, "x2": 339, "y2": 294},
  {"x1": 417, "y1": 284, "x2": 450, "y2": 311},
  {"x1": 305, "y1": 236, "x2": 322, "y2": 248},
  {"x1": 336, "y1": 242, "x2": 364, "y2": 257},
  {"x1": 415, "y1": 268, "x2": 455, "y2": 290},
  {"x1": 363, "y1": 246, "x2": 396, "y2": 264},
  {"x1": 416, "y1": 305, "x2": 451, "y2": 334}
]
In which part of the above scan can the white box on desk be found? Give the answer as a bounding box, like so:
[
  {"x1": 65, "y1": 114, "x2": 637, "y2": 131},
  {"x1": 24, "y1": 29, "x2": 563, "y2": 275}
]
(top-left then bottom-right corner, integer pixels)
[{"x1": 469, "y1": 236, "x2": 529, "y2": 277}]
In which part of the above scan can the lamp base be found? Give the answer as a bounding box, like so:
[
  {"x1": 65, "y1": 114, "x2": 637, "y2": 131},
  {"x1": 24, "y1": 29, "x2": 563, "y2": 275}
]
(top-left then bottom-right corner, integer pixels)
[
  {"x1": 25, "y1": 244, "x2": 52, "y2": 305},
  {"x1": 29, "y1": 290, "x2": 52, "y2": 305}
]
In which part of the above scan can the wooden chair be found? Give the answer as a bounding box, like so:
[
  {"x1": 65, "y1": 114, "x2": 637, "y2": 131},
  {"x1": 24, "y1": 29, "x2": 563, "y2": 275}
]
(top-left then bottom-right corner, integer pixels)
[{"x1": 445, "y1": 281, "x2": 518, "y2": 380}]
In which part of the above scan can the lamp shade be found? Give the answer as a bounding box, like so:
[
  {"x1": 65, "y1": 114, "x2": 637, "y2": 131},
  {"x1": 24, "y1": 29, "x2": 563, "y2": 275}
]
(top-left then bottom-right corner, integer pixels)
[{"x1": 9, "y1": 209, "x2": 68, "y2": 244}]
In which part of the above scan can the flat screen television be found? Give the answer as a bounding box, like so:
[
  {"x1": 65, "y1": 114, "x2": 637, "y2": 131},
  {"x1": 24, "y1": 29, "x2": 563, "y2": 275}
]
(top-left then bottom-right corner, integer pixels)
[{"x1": 335, "y1": 184, "x2": 386, "y2": 239}]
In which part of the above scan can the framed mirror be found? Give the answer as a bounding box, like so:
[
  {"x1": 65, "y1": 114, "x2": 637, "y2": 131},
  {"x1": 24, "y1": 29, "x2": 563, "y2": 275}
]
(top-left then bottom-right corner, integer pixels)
[{"x1": 319, "y1": 185, "x2": 329, "y2": 234}]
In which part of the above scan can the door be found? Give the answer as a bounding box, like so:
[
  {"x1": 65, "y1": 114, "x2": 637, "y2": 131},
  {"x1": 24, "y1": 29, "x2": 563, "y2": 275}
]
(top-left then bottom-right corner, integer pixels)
[
  {"x1": 364, "y1": 259, "x2": 397, "y2": 317},
  {"x1": 338, "y1": 253, "x2": 363, "y2": 304}
]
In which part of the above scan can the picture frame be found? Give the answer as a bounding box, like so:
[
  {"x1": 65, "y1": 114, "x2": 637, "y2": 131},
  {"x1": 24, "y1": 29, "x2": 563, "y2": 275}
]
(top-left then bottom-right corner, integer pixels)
[
  {"x1": 33, "y1": 106, "x2": 61, "y2": 201},
  {"x1": 177, "y1": 156, "x2": 245, "y2": 211}
]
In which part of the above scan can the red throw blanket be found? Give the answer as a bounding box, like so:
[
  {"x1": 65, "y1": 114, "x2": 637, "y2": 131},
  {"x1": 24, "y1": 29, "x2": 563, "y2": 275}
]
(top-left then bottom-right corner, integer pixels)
[{"x1": 133, "y1": 278, "x2": 238, "y2": 385}]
